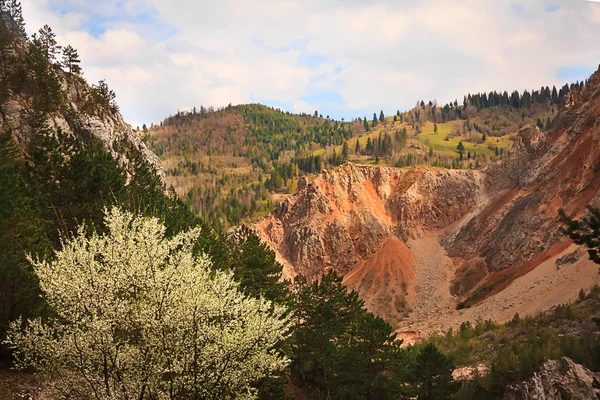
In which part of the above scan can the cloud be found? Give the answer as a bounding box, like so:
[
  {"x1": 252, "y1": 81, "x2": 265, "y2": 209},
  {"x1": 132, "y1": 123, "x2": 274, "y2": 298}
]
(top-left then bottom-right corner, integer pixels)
[{"x1": 20, "y1": 0, "x2": 600, "y2": 127}]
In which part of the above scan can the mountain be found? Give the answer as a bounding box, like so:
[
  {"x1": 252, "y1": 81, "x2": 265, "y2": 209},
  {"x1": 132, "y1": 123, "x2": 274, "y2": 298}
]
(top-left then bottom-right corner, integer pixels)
[
  {"x1": 252, "y1": 65, "x2": 600, "y2": 335},
  {"x1": 147, "y1": 88, "x2": 561, "y2": 231}
]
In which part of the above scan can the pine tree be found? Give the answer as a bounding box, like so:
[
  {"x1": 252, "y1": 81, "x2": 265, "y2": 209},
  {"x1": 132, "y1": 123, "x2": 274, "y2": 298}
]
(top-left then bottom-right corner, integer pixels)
[
  {"x1": 2, "y1": 0, "x2": 26, "y2": 36},
  {"x1": 536, "y1": 118, "x2": 544, "y2": 129},
  {"x1": 560, "y1": 207, "x2": 600, "y2": 265},
  {"x1": 36, "y1": 24, "x2": 61, "y2": 63},
  {"x1": 355, "y1": 139, "x2": 360, "y2": 154},
  {"x1": 379, "y1": 110, "x2": 385, "y2": 123},
  {"x1": 228, "y1": 225, "x2": 288, "y2": 303},
  {"x1": 434, "y1": 123, "x2": 438, "y2": 134},
  {"x1": 456, "y1": 141, "x2": 465, "y2": 153},
  {"x1": 61, "y1": 45, "x2": 81, "y2": 75},
  {"x1": 364, "y1": 116, "x2": 369, "y2": 132},
  {"x1": 372, "y1": 113, "x2": 378, "y2": 127},
  {"x1": 342, "y1": 141, "x2": 349, "y2": 161},
  {"x1": 545, "y1": 116, "x2": 552, "y2": 131},
  {"x1": 408, "y1": 344, "x2": 456, "y2": 400}
]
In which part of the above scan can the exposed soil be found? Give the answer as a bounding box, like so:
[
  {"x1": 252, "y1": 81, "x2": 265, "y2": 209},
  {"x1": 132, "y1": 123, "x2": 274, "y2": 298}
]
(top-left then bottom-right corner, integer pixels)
[{"x1": 395, "y1": 237, "x2": 600, "y2": 337}]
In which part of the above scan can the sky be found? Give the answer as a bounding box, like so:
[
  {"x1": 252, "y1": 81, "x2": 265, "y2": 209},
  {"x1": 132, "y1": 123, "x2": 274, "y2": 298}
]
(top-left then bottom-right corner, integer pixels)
[{"x1": 21, "y1": 0, "x2": 600, "y2": 128}]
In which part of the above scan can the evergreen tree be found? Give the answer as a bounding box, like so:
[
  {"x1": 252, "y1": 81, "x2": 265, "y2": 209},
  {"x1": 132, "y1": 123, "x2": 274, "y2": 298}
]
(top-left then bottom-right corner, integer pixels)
[
  {"x1": 372, "y1": 113, "x2": 378, "y2": 127},
  {"x1": 379, "y1": 110, "x2": 385, "y2": 123},
  {"x1": 364, "y1": 116, "x2": 369, "y2": 132},
  {"x1": 228, "y1": 225, "x2": 288, "y2": 303},
  {"x1": 434, "y1": 123, "x2": 438, "y2": 134},
  {"x1": 456, "y1": 141, "x2": 465, "y2": 153},
  {"x1": 408, "y1": 344, "x2": 456, "y2": 400},
  {"x1": 545, "y1": 116, "x2": 552, "y2": 131},
  {"x1": 342, "y1": 141, "x2": 349, "y2": 161},
  {"x1": 92, "y1": 80, "x2": 119, "y2": 112},
  {"x1": 35, "y1": 24, "x2": 60, "y2": 63},
  {"x1": 536, "y1": 118, "x2": 544, "y2": 129},
  {"x1": 1, "y1": 0, "x2": 26, "y2": 36},
  {"x1": 290, "y1": 271, "x2": 407, "y2": 399},
  {"x1": 561, "y1": 207, "x2": 600, "y2": 264},
  {"x1": 61, "y1": 45, "x2": 81, "y2": 75},
  {"x1": 355, "y1": 139, "x2": 360, "y2": 154}
]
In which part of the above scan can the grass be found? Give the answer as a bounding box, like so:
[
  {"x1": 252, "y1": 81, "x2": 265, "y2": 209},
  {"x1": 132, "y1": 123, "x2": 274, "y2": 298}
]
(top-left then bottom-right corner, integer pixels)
[{"x1": 415, "y1": 121, "x2": 513, "y2": 158}]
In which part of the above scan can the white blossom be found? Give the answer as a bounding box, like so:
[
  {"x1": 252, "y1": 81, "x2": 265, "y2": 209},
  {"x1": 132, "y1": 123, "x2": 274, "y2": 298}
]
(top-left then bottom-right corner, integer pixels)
[{"x1": 6, "y1": 207, "x2": 290, "y2": 399}]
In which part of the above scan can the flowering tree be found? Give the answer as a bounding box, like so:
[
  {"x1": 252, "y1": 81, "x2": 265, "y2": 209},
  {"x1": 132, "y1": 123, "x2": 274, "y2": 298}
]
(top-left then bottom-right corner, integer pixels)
[{"x1": 6, "y1": 208, "x2": 290, "y2": 399}]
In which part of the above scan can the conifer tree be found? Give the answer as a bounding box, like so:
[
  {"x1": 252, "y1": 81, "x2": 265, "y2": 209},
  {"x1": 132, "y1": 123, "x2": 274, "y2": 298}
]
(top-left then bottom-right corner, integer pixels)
[
  {"x1": 36, "y1": 24, "x2": 60, "y2": 63},
  {"x1": 408, "y1": 344, "x2": 456, "y2": 400},
  {"x1": 355, "y1": 139, "x2": 360, "y2": 154},
  {"x1": 561, "y1": 207, "x2": 600, "y2": 265},
  {"x1": 342, "y1": 141, "x2": 349, "y2": 161},
  {"x1": 61, "y1": 45, "x2": 81, "y2": 75},
  {"x1": 379, "y1": 110, "x2": 385, "y2": 123},
  {"x1": 545, "y1": 116, "x2": 552, "y2": 131}
]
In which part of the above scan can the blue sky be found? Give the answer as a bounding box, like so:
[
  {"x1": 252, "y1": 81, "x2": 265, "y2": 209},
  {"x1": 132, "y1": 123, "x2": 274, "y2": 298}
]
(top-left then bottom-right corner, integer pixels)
[{"x1": 22, "y1": 0, "x2": 600, "y2": 127}]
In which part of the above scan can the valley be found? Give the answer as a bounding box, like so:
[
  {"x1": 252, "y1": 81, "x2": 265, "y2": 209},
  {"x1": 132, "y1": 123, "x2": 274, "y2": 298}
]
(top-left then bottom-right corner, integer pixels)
[{"x1": 2, "y1": 2, "x2": 600, "y2": 397}]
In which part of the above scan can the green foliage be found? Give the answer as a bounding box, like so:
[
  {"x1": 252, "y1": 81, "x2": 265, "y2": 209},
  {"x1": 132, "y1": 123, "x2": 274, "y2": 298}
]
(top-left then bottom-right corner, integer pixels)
[
  {"x1": 289, "y1": 271, "x2": 408, "y2": 399},
  {"x1": 0, "y1": 131, "x2": 50, "y2": 337},
  {"x1": 228, "y1": 225, "x2": 288, "y2": 303},
  {"x1": 428, "y1": 289, "x2": 600, "y2": 399},
  {"x1": 560, "y1": 207, "x2": 600, "y2": 264},
  {"x1": 408, "y1": 344, "x2": 457, "y2": 400}
]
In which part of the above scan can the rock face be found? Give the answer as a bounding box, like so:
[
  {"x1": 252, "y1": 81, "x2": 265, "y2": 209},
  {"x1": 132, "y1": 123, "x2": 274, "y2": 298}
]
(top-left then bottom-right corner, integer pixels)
[
  {"x1": 254, "y1": 164, "x2": 483, "y2": 281},
  {"x1": 448, "y1": 65, "x2": 600, "y2": 303},
  {"x1": 254, "y1": 65, "x2": 600, "y2": 318},
  {"x1": 0, "y1": 15, "x2": 161, "y2": 177},
  {"x1": 502, "y1": 358, "x2": 600, "y2": 400}
]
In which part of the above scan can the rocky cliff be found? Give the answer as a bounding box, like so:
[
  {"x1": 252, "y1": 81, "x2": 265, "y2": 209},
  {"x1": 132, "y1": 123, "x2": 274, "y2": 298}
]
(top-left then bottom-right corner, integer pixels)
[
  {"x1": 254, "y1": 65, "x2": 600, "y2": 324},
  {"x1": 0, "y1": 13, "x2": 160, "y2": 177},
  {"x1": 502, "y1": 358, "x2": 600, "y2": 400},
  {"x1": 449, "y1": 65, "x2": 600, "y2": 306}
]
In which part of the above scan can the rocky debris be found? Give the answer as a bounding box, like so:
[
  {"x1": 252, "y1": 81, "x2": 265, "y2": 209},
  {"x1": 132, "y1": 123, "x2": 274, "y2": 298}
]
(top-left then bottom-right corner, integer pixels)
[
  {"x1": 452, "y1": 364, "x2": 489, "y2": 381},
  {"x1": 555, "y1": 248, "x2": 585, "y2": 268},
  {"x1": 502, "y1": 357, "x2": 600, "y2": 400},
  {"x1": 449, "y1": 66, "x2": 600, "y2": 301}
]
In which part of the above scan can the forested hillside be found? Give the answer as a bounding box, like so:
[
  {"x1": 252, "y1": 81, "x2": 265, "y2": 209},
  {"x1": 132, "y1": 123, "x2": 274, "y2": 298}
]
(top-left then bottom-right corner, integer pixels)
[{"x1": 147, "y1": 80, "x2": 580, "y2": 230}]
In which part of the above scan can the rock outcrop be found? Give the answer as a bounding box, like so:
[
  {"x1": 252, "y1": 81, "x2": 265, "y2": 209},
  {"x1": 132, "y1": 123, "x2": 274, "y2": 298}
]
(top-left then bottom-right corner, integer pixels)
[
  {"x1": 254, "y1": 164, "x2": 483, "y2": 280},
  {"x1": 0, "y1": 13, "x2": 161, "y2": 177},
  {"x1": 448, "y1": 65, "x2": 600, "y2": 304},
  {"x1": 502, "y1": 358, "x2": 600, "y2": 400}
]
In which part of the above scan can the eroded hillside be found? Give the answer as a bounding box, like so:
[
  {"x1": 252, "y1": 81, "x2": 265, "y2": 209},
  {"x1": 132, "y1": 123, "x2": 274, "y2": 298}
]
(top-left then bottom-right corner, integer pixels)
[{"x1": 253, "y1": 65, "x2": 600, "y2": 334}]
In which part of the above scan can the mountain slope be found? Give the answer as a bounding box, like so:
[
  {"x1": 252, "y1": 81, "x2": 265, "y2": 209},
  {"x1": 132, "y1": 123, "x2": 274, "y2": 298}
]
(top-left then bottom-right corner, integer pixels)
[
  {"x1": 148, "y1": 88, "x2": 563, "y2": 230},
  {"x1": 252, "y1": 65, "x2": 600, "y2": 334}
]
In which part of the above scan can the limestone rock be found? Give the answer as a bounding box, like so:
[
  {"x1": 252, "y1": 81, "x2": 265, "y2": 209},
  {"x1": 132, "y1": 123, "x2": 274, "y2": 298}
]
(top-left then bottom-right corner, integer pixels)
[{"x1": 503, "y1": 358, "x2": 600, "y2": 400}]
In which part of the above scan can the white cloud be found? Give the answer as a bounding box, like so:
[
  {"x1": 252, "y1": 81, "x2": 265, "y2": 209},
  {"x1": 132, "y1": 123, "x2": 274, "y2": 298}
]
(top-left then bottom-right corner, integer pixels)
[{"x1": 20, "y1": 0, "x2": 600, "y2": 127}]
